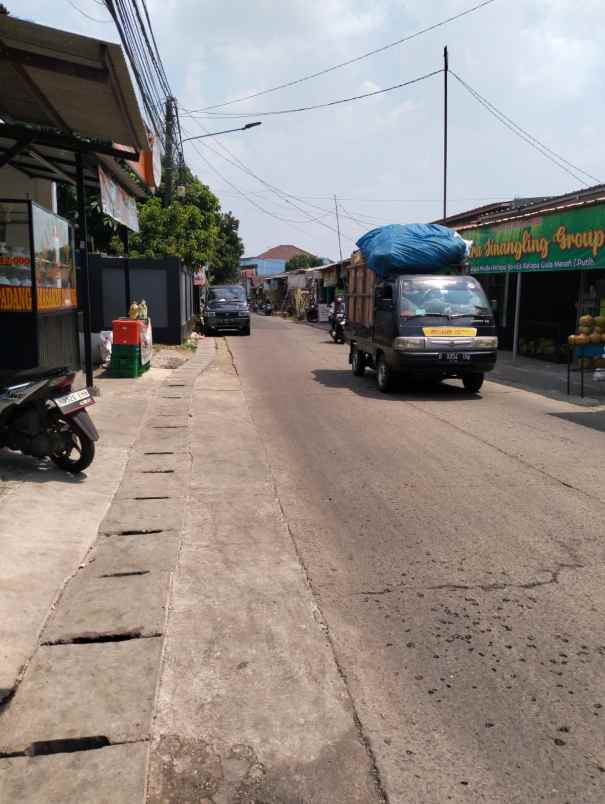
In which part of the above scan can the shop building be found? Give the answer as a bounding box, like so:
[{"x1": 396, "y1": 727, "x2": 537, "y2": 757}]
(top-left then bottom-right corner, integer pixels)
[{"x1": 445, "y1": 186, "x2": 605, "y2": 362}]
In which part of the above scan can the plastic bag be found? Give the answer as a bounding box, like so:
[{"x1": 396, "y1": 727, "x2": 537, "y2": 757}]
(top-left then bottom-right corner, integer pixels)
[
  {"x1": 99, "y1": 330, "x2": 113, "y2": 365},
  {"x1": 356, "y1": 223, "x2": 468, "y2": 279}
]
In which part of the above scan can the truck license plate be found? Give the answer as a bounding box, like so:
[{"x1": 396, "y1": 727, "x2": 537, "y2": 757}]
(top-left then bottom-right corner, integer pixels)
[{"x1": 442, "y1": 352, "x2": 472, "y2": 362}]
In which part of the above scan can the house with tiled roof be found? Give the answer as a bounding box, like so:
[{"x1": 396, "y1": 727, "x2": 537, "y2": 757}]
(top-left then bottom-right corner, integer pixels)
[{"x1": 240, "y1": 244, "x2": 324, "y2": 277}]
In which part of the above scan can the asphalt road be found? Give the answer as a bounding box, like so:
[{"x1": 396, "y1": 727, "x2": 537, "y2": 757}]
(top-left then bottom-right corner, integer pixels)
[{"x1": 226, "y1": 314, "x2": 605, "y2": 804}]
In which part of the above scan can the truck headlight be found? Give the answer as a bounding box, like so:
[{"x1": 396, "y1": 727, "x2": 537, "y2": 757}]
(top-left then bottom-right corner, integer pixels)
[
  {"x1": 474, "y1": 337, "x2": 498, "y2": 349},
  {"x1": 206, "y1": 311, "x2": 216, "y2": 317},
  {"x1": 394, "y1": 337, "x2": 426, "y2": 351},
  {"x1": 238, "y1": 311, "x2": 249, "y2": 317}
]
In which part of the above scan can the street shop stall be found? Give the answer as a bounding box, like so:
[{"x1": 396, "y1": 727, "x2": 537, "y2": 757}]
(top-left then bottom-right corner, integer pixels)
[
  {"x1": 0, "y1": 199, "x2": 79, "y2": 380},
  {"x1": 462, "y1": 196, "x2": 605, "y2": 365},
  {"x1": 0, "y1": 15, "x2": 149, "y2": 386}
]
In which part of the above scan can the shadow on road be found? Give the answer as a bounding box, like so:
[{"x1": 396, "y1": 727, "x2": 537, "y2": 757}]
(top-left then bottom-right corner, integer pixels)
[
  {"x1": 0, "y1": 450, "x2": 88, "y2": 483},
  {"x1": 311, "y1": 368, "x2": 483, "y2": 402},
  {"x1": 549, "y1": 410, "x2": 605, "y2": 434}
]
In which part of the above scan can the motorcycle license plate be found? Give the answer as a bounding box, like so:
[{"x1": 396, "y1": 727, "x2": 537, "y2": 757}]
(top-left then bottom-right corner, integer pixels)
[
  {"x1": 441, "y1": 352, "x2": 472, "y2": 362},
  {"x1": 55, "y1": 388, "x2": 95, "y2": 414}
]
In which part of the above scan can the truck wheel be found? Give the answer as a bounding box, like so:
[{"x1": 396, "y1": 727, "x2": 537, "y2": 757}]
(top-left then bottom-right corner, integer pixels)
[
  {"x1": 463, "y1": 372, "x2": 484, "y2": 393},
  {"x1": 376, "y1": 354, "x2": 394, "y2": 393},
  {"x1": 351, "y1": 348, "x2": 366, "y2": 377}
]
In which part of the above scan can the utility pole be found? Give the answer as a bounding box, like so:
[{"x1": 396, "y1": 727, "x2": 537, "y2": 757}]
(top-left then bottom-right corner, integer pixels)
[
  {"x1": 443, "y1": 46, "x2": 448, "y2": 223},
  {"x1": 334, "y1": 194, "x2": 343, "y2": 263},
  {"x1": 163, "y1": 96, "x2": 175, "y2": 207}
]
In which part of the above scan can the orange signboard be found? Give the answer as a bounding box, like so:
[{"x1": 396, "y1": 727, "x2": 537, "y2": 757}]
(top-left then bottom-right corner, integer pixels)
[
  {"x1": 0, "y1": 286, "x2": 78, "y2": 313},
  {"x1": 113, "y1": 129, "x2": 162, "y2": 189}
]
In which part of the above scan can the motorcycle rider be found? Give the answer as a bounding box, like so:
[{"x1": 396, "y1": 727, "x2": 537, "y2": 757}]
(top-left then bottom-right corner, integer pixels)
[
  {"x1": 329, "y1": 295, "x2": 345, "y2": 324},
  {"x1": 329, "y1": 295, "x2": 346, "y2": 341}
]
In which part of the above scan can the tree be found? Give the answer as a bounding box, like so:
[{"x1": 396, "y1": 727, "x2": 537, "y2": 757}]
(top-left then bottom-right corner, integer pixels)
[
  {"x1": 285, "y1": 253, "x2": 323, "y2": 271},
  {"x1": 128, "y1": 173, "x2": 222, "y2": 266},
  {"x1": 57, "y1": 166, "x2": 240, "y2": 272},
  {"x1": 209, "y1": 212, "x2": 244, "y2": 284}
]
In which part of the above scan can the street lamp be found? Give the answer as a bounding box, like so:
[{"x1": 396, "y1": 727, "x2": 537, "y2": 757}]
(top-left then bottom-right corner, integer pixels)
[{"x1": 182, "y1": 122, "x2": 262, "y2": 143}]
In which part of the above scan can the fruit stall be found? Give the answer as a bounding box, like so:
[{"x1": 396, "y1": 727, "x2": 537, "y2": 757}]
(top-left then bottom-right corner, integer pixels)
[{"x1": 567, "y1": 313, "x2": 605, "y2": 396}]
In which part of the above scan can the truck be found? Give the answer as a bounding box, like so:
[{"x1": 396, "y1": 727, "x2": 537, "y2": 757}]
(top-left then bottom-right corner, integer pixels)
[{"x1": 345, "y1": 251, "x2": 498, "y2": 394}]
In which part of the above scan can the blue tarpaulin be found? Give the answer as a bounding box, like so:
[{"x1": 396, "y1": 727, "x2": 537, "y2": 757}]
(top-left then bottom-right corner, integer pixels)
[{"x1": 356, "y1": 223, "x2": 467, "y2": 279}]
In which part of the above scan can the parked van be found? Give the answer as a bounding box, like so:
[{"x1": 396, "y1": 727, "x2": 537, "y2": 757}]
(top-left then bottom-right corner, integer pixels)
[{"x1": 203, "y1": 284, "x2": 251, "y2": 336}]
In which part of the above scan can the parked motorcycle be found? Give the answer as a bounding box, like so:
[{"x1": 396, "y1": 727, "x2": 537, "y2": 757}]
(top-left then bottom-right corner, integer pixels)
[
  {"x1": 0, "y1": 369, "x2": 99, "y2": 473},
  {"x1": 306, "y1": 303, "x2": 318, "y2": 323},
  {"x1": 262, "y1": 301, "x2": 273, "y2": 316},
  {"x1": 330, "y1": 311, "x2": 347, "y2": 344}
]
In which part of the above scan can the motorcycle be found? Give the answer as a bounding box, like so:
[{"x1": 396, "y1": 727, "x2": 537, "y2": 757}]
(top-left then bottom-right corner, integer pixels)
[
  {"x1": 306, "y1": 303, "x2": 318, "y2": 323},
  {"x1": 329, "y1": 311, "x2": 347, "y2": 344},
  {"x1": 0, "y1": 369, "x2": 99, "y2": 474},
  {"x1": 262, "y1": 302, "x2": 273, "y2": 316}
]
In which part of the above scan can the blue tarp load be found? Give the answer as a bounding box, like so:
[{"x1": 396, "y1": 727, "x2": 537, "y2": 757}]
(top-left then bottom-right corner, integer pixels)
[{"x1": 356, "y1": 223, "x2": 467, "y2": 279}]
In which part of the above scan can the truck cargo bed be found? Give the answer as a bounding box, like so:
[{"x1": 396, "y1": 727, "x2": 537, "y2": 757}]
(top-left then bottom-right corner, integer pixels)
[{"x1": 346, "y1": 251, "x2": 375, "y2": 328}]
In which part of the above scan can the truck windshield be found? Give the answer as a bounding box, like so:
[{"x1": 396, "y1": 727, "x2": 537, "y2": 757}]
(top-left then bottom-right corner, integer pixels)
[
  {"x1": 399, "y1": 277, "x2": 491, "y2": 318},
  {"x1": 208, "y1": 287, "x2": 245, "y2": 302}
]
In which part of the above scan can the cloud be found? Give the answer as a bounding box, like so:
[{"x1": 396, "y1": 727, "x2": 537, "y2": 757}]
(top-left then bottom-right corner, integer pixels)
[{"x1": 15, "y1": 0, "x2": 605, "y2": 257}]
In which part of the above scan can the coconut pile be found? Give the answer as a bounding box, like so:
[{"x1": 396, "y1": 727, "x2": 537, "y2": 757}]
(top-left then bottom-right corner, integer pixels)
[{"x1": 568, "y1": 315, "x2": 605, "y2": 347}]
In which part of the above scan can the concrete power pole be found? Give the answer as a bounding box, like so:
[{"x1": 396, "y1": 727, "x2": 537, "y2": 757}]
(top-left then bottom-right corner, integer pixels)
[
  {"x1": 163, "y1": 96, "x2": 176, "y2": 207},
  {"x1": 334, "y1": 195, "x2": 343, "y2": 264}
]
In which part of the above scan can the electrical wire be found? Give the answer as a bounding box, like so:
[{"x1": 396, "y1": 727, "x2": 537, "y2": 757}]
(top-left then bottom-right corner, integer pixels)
[
  {"x1": 451, "y1": 71, "x2": 600, "y2": 188},
  {"x1": 186, "y1": 70, "x2": 442, "y2": 119},
  {"x1": 209, "y1": 190, "x2": 507, "y2": 203},
  {"x1": 66, "y1": 0, "x2": 113, "y2": 22},
  {"x1": 185, "y1": 136, "x2": 341, "y2": 231},
  {"x1": 104, "y1": 0, "x2": 174, "y2": 149},
  {"x1": 196, "y1": 136, "x2": 357, "y2": 241},
  {"x1": 185, "y1": 0, "x2": 498, "y2": 113}
]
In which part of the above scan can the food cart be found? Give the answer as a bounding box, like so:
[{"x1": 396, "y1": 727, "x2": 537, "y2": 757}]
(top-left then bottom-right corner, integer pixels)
[{"x1": 0, "y1": 198, "x2": 79, "y2": 381}]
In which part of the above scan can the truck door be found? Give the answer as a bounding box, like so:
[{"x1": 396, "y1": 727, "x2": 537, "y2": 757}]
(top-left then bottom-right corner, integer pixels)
[{"x1": 374, "y1": 281, "x2": 396, "y2": 349}]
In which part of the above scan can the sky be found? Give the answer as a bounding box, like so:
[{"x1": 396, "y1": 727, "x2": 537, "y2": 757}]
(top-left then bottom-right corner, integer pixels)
[{"x1": 14, "y1": 0, "x2": 605, "y2": 260}]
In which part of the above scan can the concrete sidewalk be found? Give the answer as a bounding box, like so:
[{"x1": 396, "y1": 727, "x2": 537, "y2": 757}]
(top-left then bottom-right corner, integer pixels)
[
  {"x1": 489, "y1": 350, "x2": 605, "y2": 406},
  {"x1": 0, "y1": 362, "x2": 170, "y2": 704},
  {"x1": 0, "y1": 343, "x2": 215, "y2": 802}
]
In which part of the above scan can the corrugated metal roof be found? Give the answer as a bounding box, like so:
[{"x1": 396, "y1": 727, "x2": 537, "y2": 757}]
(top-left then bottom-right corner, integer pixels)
[{"x1": 0, "y1": 15, "x2": 147, "y2": 151}]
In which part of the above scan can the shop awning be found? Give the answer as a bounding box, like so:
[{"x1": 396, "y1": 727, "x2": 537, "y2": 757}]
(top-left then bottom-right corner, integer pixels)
[
  {"x1": 0, "y1": 15, "x2": 148, "y2": 152},
  {"x1": 0, "y1": 16, "x2": 151, "y2": 198}
]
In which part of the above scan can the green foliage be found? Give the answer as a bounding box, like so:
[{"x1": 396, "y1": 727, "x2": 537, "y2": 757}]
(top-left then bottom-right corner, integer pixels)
[
  {"x1": 57, "y1": 185, "x2": 119, "y2": 254},
  {"x1": 57, "y1": 164, "x2": 244, "y2": 271},
  {"x1": 130, "y1": 173, "x2": 221, "y2": 266},
  {"x1": 285, "y1": 253, "x2": 323, "y2": 271},
  {"x1": 209, "y1": 211, "x2": 244, "y2": 284}
]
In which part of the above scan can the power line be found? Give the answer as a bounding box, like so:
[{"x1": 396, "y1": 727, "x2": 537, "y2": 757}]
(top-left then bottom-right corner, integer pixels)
[
  {"x1": 181, "y1": 113, "x2": 357, "y2": 237},
  {"x1": 185, "y1": 137, "x2": 338, "y2": 230},
  {"x1": 104, "y1": 0, "x2": 174, "y2": 149},
  {"x1": 197, "y1": 137, "x2": 357, "y2": 241},
  {"x1": 210, "y1": 190, "x2": 508, "y2": 203},
  {"x1": 197, "y1": 138, "x2": 356, "y2": 240},
  {"x1": 185, "y1": 70, "x2": 442, "y2": 119},
  {"x1": 66, "y1": 0, "x2": 113, "y2": 22},
  {"x1": 452, "y1": 71, "x2": 600, "y2": 188},
  {"x1": 186, "y1": 0, "x2": 498, "y2": 113},
  {"x1": 182, "y1": 121, "x2": 357, "y2": 242}
]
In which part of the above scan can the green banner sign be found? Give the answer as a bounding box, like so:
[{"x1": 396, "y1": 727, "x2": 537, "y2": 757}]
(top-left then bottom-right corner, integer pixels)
[{"x1": 465, "y1": 203, "x2": 605, "y2": 274}]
